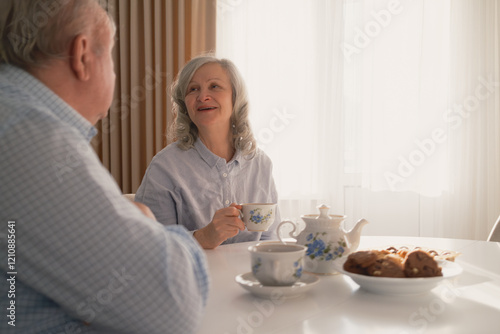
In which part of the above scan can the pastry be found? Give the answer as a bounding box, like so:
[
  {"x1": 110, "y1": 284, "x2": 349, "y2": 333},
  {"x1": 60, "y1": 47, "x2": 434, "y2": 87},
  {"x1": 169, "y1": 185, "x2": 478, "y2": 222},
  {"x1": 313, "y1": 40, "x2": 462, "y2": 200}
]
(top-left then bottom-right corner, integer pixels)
[
  {"x1": 343, "y1": 250, "x2": 380, "y2": 275},
  {"x1": 404, "y1": 250, "x2": 443, "y2": 277},
  {"x1": 343, "y1": 246, "x2": 453, "y2": 278},
  {"x1": 366, "y1": 253, "x2": 405, "y2": 278}
]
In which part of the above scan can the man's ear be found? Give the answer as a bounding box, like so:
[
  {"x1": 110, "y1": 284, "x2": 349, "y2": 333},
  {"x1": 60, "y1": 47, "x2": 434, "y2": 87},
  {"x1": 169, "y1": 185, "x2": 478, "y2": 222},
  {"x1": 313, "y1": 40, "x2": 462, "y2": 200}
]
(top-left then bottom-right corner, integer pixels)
[{"x1": 70, "y1": 34, "x2": 91, "y2": 81}]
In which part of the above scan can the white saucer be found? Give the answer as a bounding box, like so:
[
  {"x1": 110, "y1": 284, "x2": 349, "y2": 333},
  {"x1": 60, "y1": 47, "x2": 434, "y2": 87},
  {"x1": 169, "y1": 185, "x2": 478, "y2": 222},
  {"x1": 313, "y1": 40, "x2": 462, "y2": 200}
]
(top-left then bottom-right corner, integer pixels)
[
  {"x1": 335, "y1": 258, "x2": 463, "y2": 295},
  {"x1": 235, "y1": 272, "x2": 319, "y2": 298}
]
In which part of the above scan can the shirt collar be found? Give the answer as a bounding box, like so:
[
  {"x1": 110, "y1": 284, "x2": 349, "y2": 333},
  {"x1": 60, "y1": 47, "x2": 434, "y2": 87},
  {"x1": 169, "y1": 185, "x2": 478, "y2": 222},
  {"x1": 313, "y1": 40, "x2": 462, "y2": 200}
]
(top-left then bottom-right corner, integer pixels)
[
  {"x1": 194, "y1": 138, "x2": 243, "y2": 168},
  {"x1": 1, "y1": 64, "x2": 97, "y2": 142}
]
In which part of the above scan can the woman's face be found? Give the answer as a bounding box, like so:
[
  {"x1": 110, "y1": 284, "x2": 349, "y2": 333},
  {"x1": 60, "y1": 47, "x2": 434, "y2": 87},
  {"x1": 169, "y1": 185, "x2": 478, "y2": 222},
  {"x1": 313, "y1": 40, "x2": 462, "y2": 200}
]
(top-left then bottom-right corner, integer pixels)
[{"x1": 184, "y1": 62, "x2": 233, "y2": 133}]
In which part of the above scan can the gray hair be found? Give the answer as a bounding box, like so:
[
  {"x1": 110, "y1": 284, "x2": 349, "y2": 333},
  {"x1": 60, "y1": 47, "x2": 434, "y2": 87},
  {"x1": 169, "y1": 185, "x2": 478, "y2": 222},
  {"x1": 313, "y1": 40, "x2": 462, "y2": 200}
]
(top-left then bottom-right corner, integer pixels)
[
  {"x1": 171, "y1": 55, "x2": 257, "y2": 158},
  {"x1": 0, "y1": 0, "x2": 114, "y2": 68}
]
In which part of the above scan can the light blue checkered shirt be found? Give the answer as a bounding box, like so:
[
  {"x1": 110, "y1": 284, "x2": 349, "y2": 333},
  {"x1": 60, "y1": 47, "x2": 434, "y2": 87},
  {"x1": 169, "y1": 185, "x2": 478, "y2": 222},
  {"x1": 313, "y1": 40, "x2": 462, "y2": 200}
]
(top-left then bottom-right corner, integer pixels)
[
  {"x1": 135, "y1": 138, "x2": 280, "y2": 244},
  {"x1": 0, "y1": 64, "x2": 209, "y2": 334}
]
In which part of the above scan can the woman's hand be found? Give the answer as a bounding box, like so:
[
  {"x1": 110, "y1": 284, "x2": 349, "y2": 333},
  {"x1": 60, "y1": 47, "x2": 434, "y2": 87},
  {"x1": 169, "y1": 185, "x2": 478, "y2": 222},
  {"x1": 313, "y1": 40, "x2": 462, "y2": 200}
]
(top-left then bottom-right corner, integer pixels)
[{"x1": 194, "y1": 203, "x2": 245, "y2": 249}]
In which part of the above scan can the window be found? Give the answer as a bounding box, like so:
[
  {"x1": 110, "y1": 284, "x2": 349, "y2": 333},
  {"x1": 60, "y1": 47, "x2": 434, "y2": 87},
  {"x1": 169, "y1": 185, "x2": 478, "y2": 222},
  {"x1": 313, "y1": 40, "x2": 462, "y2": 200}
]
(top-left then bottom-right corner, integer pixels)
[{"x1": 217, "y1": 0, "x2": 500, "y2": 239}]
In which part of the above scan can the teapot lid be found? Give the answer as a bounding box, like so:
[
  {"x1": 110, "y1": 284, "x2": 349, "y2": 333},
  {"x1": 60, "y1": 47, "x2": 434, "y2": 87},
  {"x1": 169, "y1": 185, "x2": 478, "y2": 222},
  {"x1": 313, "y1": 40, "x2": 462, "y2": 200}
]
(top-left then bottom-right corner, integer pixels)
[
  {"x1": 317, "y1": 204, "x2": 331, "y2": 219},
  {"x1": 301, "y1": 204, "x2": 346, "y2": 223}
]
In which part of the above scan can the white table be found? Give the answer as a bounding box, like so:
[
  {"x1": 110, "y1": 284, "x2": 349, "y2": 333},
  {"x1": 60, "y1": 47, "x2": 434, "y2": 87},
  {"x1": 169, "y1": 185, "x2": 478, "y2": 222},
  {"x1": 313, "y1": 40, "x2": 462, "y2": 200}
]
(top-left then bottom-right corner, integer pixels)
[{"x1": 198, "y1": 236, "x2": 500, "y2": 334}]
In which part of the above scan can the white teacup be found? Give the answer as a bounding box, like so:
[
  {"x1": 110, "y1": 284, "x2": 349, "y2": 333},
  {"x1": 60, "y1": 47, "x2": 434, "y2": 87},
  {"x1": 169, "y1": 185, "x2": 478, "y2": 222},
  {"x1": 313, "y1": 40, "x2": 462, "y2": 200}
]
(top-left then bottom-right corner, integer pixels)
[
  {"x1": 240, "y1": 203, "x2": 276, "y2": 232},
  {"x1": 248, "y1": 242, "x2": 306, "y2": 286}
]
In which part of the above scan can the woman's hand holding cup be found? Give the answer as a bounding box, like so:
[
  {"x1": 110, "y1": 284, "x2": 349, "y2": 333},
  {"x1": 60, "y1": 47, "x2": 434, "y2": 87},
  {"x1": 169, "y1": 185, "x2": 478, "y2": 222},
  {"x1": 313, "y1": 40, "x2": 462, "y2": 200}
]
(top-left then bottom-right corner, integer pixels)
[{"x1": 194, "y1": 203, "x2": 245, "y2": 249}]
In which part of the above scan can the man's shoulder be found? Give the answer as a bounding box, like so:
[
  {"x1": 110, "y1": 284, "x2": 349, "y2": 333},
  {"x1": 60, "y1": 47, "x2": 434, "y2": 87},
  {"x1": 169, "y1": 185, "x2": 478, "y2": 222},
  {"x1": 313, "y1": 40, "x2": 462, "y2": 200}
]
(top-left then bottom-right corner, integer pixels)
[
  {"x1": 0, "y1": 100, "x2": 59, "y2": 138},
  {"x1": 0, "y1": 68, "x2": 61, "y2": 137}
]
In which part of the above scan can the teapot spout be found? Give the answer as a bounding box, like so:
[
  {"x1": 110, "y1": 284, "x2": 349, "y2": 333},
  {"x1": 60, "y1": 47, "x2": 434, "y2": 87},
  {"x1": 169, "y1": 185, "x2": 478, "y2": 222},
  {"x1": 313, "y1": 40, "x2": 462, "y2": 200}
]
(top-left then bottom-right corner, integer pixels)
[{"x1": 346, "y1": 219, "x2": 369, "y2": 252}]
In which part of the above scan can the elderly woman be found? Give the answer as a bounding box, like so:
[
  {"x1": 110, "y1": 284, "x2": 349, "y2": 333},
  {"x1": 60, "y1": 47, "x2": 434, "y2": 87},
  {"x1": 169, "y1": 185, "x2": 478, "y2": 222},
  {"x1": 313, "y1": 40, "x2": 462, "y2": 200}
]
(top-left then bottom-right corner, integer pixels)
[{"x1": 135, "y1": 55, "x2": 280, "y2": 249}]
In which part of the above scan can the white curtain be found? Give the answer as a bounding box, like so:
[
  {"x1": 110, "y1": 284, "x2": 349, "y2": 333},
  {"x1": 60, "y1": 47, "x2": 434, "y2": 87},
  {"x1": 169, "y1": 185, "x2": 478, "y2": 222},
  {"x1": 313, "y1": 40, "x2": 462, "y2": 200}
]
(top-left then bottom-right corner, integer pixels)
[
  {"x1": 343, "y1": 0, "x2": 451, "y2": 195},
  {"x1": 216, "y1": 0, "x2": 500, "y2": 240},
  {"x1": 217, "y1": 0, "x2": 345, "y2": 225},
  {"x1": 437, "y1": 0, "x2": 500, "y2": 239}
]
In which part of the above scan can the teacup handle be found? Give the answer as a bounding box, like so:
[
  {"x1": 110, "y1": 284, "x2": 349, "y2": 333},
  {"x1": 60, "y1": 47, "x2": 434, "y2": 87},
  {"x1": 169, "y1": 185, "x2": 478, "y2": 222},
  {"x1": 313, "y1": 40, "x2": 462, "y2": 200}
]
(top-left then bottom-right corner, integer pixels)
[{"x1": 277, "y1": 220, "x2": 298, "y2": 243}]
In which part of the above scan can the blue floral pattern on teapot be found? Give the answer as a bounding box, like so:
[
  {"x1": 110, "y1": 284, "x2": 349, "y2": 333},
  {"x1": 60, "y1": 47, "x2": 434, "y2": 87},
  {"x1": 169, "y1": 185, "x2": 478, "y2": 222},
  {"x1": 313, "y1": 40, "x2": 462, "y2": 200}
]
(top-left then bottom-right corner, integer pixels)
[
  {"x1": 305, "y1": 232, "x2": 347, "y2": 261},
  {"x1": 277, "y1": 204, "x2": 369, "y2": 274}
]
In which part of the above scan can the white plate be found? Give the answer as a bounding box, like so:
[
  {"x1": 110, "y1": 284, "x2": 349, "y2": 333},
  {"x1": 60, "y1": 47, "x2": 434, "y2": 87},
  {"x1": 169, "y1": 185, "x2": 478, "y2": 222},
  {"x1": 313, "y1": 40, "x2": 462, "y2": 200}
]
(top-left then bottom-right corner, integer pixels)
[
  {"x1": 235, "y1": 272, "x2": 319, "y2": 298},
  {"x1": 335, "y1": 258, "x2": 463, "y2": 295}
]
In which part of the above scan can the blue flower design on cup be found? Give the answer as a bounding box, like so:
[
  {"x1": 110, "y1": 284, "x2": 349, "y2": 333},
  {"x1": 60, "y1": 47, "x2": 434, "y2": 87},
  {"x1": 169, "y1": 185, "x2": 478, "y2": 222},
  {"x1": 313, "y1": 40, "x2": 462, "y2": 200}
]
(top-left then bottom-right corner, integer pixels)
[
  {"x1": 293, "y1": 259, "x2": 303, "y2": 278},
  {"x1": 252, "y1": 257, "x2": 262, "y2": 276},
  {"x1": 249, "y1": 208, "x2": 273, "y2": 225}
]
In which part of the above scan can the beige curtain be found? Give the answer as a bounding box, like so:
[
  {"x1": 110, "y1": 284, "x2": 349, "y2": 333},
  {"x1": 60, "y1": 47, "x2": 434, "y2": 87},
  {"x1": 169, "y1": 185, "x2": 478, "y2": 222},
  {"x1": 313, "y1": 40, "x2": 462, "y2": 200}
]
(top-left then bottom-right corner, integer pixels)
[{"x1": 92, "y1": 0, "x2": 216, "y2": 193}]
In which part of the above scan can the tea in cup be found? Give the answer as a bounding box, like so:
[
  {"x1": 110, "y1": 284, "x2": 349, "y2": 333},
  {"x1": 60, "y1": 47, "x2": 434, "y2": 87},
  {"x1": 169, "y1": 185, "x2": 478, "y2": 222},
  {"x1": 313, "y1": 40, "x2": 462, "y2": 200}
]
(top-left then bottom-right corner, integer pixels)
[
  {"x1": 248, "y1": 242, "x2": 306, "y2": 286},
  {"x1": 240, "y1": 203, "x2": 276, "y2": 232}
]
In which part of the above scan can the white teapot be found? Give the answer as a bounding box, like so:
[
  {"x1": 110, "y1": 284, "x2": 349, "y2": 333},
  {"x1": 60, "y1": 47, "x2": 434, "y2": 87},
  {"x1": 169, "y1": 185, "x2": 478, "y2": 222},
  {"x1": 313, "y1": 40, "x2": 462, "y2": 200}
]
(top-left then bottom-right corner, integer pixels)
[{"x1": 277, "y1": 204, "x2": 369, "y2": 275}]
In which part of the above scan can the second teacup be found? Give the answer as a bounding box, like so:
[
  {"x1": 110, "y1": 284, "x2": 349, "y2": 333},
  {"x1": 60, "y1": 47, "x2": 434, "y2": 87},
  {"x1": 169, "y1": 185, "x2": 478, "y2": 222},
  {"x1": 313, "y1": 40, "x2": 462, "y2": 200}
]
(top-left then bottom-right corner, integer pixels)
[
  {"x1": 240, "y1": 203, "x2": 276, "y2": 232},
  {"x1": 248, "y1": 242, "x2": 306, "y2": 286}
]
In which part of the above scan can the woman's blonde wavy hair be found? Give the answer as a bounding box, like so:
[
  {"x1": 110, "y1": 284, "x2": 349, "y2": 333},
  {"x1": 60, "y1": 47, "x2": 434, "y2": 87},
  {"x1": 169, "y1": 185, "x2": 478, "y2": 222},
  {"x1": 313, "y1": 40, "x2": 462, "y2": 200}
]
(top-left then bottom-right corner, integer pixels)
[{"x1": 171, "y1": 55, "x2": 257, "y2": 158}]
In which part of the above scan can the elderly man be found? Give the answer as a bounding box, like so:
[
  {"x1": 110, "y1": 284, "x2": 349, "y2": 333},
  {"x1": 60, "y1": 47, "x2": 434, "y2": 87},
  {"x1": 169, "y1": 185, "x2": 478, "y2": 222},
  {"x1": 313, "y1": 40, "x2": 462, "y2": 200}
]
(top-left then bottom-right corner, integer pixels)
[{"x1": 0, "y1": 1, "x2": 209, "y2": 333}]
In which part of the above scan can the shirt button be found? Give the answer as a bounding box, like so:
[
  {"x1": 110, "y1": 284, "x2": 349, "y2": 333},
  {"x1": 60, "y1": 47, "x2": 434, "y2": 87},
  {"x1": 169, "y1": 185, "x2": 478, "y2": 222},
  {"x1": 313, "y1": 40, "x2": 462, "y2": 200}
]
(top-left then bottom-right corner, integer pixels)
[
  {"x1": 223, "y1": 173, "x2": 228, "y2": 178},
  {"x1": 225, "y1": 200, "x2": 230, "y2": 205}
]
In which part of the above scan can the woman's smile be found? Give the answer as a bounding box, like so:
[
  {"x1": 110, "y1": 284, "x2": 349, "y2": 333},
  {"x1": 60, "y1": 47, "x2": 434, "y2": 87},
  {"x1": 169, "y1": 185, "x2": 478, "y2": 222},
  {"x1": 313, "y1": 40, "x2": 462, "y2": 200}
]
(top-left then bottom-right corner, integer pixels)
[{"x1": 197, "y1": 104, "x2": 218, "y2": 112}]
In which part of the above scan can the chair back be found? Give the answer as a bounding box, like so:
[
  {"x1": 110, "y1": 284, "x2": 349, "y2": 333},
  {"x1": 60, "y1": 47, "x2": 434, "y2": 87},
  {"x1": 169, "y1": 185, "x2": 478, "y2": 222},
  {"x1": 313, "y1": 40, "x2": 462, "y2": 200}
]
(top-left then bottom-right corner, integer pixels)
[
  {"x1": 487, "y1": 215, "x2": 500, "y2": 242},
  {"x1": 123, "y1": 193, "x2": 136, "y2": 201}
]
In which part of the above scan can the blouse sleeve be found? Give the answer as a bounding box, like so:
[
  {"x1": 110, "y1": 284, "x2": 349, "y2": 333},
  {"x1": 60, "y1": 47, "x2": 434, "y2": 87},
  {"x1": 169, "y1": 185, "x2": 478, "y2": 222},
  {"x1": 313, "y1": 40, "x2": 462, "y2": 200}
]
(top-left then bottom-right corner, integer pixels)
[{"x1": 135, "y1": 157, "x2": 179, "y2": 226}]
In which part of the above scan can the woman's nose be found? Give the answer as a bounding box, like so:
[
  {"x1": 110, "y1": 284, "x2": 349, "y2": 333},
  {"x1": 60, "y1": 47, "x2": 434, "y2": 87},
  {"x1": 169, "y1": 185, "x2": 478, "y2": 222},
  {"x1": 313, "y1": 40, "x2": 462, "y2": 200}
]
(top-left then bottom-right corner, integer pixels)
[{"x1": 197, "y1": 88, "x2": 211, "y2": 101}]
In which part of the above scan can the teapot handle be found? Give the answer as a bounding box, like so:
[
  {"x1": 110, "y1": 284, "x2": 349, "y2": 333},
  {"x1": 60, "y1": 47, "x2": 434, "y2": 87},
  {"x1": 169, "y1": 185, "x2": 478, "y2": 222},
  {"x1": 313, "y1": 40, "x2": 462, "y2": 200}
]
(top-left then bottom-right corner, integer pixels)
[{"x1": 277, "y1": 220, "x2": 299, "y2": 244}]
